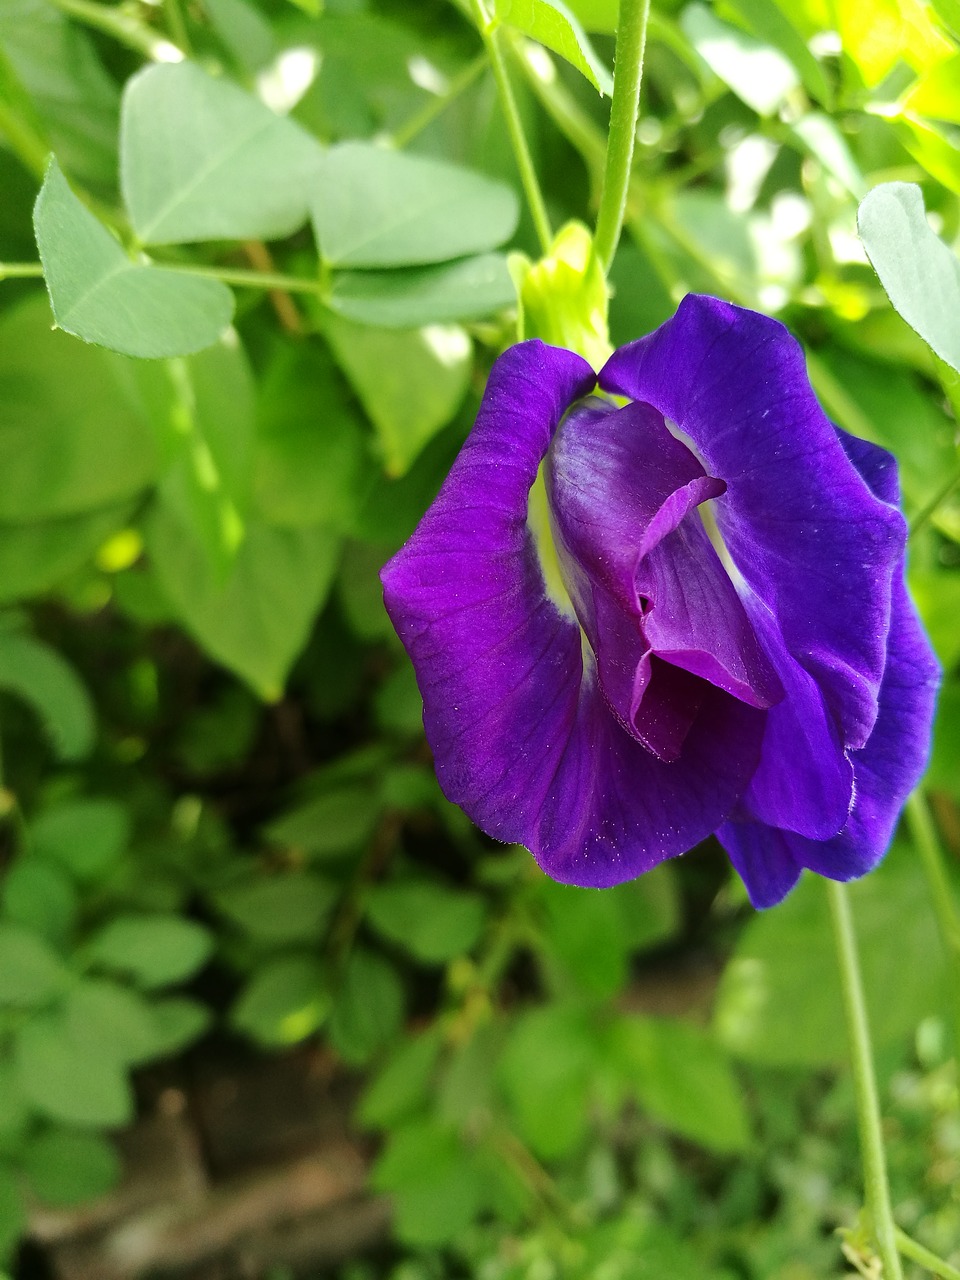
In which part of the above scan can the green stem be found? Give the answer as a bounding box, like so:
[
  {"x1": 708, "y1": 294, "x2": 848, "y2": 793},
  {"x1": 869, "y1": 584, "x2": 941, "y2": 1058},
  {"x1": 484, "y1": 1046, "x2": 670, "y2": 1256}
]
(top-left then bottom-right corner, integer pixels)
[
  {"x1": 49, "y1": 0, "x2": 182, "y2": 60},
  {"x1": 391, "y1": 53, "x2": 487, "y2": 149},
  {"x1": 159, "y1": 262, "x2": 326, "y2": 294},
  {"x1": 905, "y1": 791, "x2": 960, "y2": 1054},
  {"x1": 470, "y1": 0, "x2": 552, "y2": 254},
  {"x1": 594, "y1": 0, "x2": 651, "y2": 275},
  {"x1": 826, "y1": 879, "x2": 903, "y2": 1280},
  {"x1": 895, "y1": 1228, "x2": 960, "y2": 1280},
  {"x1": 909, "y1": 462, "x2": 960, "y2": 539},
  {"x1": 0, "y1": 262, "x2": 44, "y2": 281}
]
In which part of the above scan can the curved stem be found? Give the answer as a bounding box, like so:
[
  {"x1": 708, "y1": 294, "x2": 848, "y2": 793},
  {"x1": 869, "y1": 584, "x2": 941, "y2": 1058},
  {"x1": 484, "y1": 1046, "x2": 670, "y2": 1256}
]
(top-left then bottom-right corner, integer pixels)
[
  {"x1": 0, "y1": 262, "x2": 44, "y2": 281},
  {"x1": 905, "y1": 791, "x2": 960, "y2": 1056},
  {"x1": 391, "y1": 53, "x2": 487, "y2": 149},
  {"x1": 159, "y1": 262, "x2": 325, "y2": 294},
  {"x1": 594, "y1": 0, "x2": 651, "y2": 274},
  {"x1": 470, "y1": 0, "x2": 552, "y2": 254},
  {"x1": 895, "y1": 1227, "x2": 960, "y2": 1280},
  {"x1": 826, "y1": 879, "x2": 903, "y2": 1280},
  {"x1": 49, "y1": 0, "x2": 183, "y2": 61}
]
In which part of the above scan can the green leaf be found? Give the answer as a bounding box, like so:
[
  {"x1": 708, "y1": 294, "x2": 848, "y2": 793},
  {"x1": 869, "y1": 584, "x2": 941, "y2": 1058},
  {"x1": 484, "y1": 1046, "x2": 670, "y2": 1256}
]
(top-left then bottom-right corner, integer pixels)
[
  {"x1": 146, "y1": 508, "x2": 339, "y2": 699},
  {"x1": 0, "y1": 923, "x2": 69, "y2": 1008},
  {"x1": 35, "y1": 159, "x2": 234, "y2": 358},
  {"x1": 327, "y1": 254, "x2": 516, "y2": 329},
  {"x1": 253, "y1": 343, "x2": 367, "y2": 531},
  {"x1": 149, "y1": 997, "x2": 211, "y2": 1056},
  {"x1": 65, "y1": 979, "x2": 161, "y2": 1066},
  {"x1": 680, "y1": 3, "x2": 800, "y2": 115},
  {"x1": 231, "y1": 954, "x2": 329, "y2": 1047},
  {"x1": 214, "y1": 872, "x2": 337, "y2": 944},
  {"x1": 789, "y1": 114, "x2": 865, "y2": 198},
  {"x1": 23, "y1": 1128, "x2": 120, "y2": 1207},
  {"x1": 537, "y1": 879, "x2": 630, "y2": 998},
  {"x1": 2, "y1": 859, "x2": 76, "y2": 946},
  {"x1": 612, "y1": 1017, "x2": 751, "y2": 1154},
  {"x1": 264, "y1": 785, "x2": 380, "y2": 859},
  {"x1": 714, "y1": 847, "x2": 947, "y2": 1066},
  {"x1": 498, "y1": 1005, "x2": 595, "y2": 1158},
  {"x1": 0, "y1": 295, "x2": 158, "y2": 521},
  {"x1": 15, "y1": 1012, "x2": 133, "y2": 1127},
  {"x1": 0, "y1": 1062, "x2": 30, "y2": 1154},
  {"x1": 121, "y1": 61, "x2": 323, "y2": 245},
  {"x1": 358, "y1": 1028, "x2": 442, "y2": 1128},
  {"x1": 0, "y1": 504, "x2": 132, "y2": 605},
  {"x1": 30, "y1": 799, "x2": 128, "y2": 882},
  {"x1": 82, "y1": 914, "x2": 213, "y2": 989},
  {"x1": 0, "y1": 633, "x2": 95, "y2": 761},
  {"x1": 366, "y1": 881, "x2": 486, "y2": 964},
  {"x1": 495, "y1": 0, "x2": 613, "y2": 95},
  {"x1": 372, "y1": 1120, "x2": 486, "y2": 1246},
  {"x1": 324, "y1": 316, "x2": 472, "y2": 477},
  {"x1": 312, "y1": 143, "x2": 519, "y2": 268},
  {"x1": 858, "y1": 182, "x2": 960, "y2": 375},
  {"x1": 328, "y1": 948, "x2": 404, "y2": 1064}
]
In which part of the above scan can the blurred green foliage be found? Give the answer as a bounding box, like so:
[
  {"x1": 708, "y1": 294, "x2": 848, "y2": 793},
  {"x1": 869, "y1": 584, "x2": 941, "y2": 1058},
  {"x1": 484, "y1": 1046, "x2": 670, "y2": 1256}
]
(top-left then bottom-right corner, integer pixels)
[{"x1": 0, "y1": 0, "x2": 959, "y2": 1275}]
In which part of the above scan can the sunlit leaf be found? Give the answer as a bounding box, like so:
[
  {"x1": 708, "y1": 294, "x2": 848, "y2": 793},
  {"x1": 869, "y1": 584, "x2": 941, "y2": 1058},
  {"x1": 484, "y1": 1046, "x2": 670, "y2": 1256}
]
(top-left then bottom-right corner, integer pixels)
[{"x1": 495, "y1": 0, "x2": 613, "y2": 95}]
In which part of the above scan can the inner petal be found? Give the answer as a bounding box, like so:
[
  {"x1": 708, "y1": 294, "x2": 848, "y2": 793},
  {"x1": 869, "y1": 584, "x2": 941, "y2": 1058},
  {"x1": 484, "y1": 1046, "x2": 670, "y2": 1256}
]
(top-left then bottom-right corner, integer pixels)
[{"x1": 542, "y1": 396, "x2": 782, "y2": 759}]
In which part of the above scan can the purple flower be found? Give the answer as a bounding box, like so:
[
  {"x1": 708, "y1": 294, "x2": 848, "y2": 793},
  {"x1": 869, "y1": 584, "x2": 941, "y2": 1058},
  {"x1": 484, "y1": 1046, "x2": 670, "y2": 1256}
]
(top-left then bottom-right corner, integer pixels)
[{"x1": 381, "y1": 295, "x2": 939, "y2": 907}]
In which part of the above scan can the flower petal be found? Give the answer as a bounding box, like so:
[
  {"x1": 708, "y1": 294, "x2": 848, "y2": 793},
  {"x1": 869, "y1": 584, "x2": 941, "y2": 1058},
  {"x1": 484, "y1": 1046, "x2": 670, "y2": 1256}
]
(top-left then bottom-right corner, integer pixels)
[
  {"x1": 717, "y1": 822, "x2": 803, "y2": 908},
  {"x1": 382, "y1": 341, "x2": 766, "y2": 886},
  {"x1": 600, "y1": 295, "x2": 905, "y2": 752}
]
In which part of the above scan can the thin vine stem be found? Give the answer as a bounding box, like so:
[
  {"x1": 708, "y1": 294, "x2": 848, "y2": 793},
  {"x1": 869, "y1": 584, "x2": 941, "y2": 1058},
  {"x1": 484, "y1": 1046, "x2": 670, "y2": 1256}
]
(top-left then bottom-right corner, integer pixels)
[
  {"x1": 469, "y1": 0, "x2": 552, "y2": 254},
  {"x1": 159, "y1": 262, "x2": 325, "y2": 294},
  {"x1": 49, "y1": 0, "x2": 183, "y2": 61},
  {"x1": 826, "y1": 879, "x2": 904, "y2": 1280},
  {"x1": 0, "y1": 263, "x2": 44, "y2": 281},
  {"x1": 905, "y1": 791, "x2": 960, "y2": 1055},
  {"x1": 909, "y1": 462, "x2": 960, "y2": 539},
  {"x1": 895, "y1": 1227, "x2": 960, "y2": 1280},
  {"x1": 594, "y1": 0, "x2": 651, "y2": 274},
  {"x1": 391, "y1": 53, "x2": 487, "y2": 149}
]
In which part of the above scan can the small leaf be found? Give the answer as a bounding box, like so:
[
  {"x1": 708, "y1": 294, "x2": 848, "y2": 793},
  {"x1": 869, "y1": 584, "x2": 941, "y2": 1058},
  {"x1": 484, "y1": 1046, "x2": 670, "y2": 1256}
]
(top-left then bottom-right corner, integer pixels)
[
  {"x1": 498, "y1": 1006, "x2": 595, "y2": 1159},
  {"x1": 16, "y1": 1013, "x2": 133, "y2": 1127},
  {"x1": 358, "y1": 1028, "x2": 442, "y2": 1128},
  {"x1": 214, "y1": 872, "x2": 337, "y2": 944},
  {"x1": 371, "y1": 1120, "x2": 486, "y2": 1246},
  {"x1": 121, "y1": 61, "x2": 323, "y2": 245},
  {"x1": 82, "y1": 914, "x2": 213, "y2": 989},
  {"x1": 264, "y1": 785, "x2": 380, "y2": 858},
  {"x1": 2, "y1": 860, "x2": 76, "y2": 946},
  {"x1": 328, "y1": 949, "x2": 403, "y2": 1064},
  {"x1": 0, "y1": 504, "x2": 133, "y2": 605},
  {"x1": 0, "y1": 924, "x2": 69, "y2": 1008},
  {"x1": 902, "y1": 52, "x2": 960, "y2": 124},
  {"x1": 150, "y1": 997, "x2": 211, "y2": 1056},
  {"x1": 65, "y1": 979, "x2": 161, "y2": 1066},
  {"x1": 858, "y1": 181, "x2": 960, "y2": 374},
  {"x1": 324, "y1": 317, "x2": 472, "y2": 477},
  {"x1": 30, "y1": 799, "x2": 128, "y2": 881},
  {"x1": 146, "y1": 508, "x2": 340, "y2": 699},
  {"x1": 495, "y1": 0, "x2": 613, "y2": 95},
  {"x1": 0, "y1": 1164, "x2": 25, "y2": 1261},
  {"x1": 23, "y1": 1128, "x2": 120, "y2": 1207},
  {"x1": 312, "y1": 143, "x2": 518, "y2": 268},
  {"x1": 231, "y1": 955, "x2": 329, "y2": 1047},
  {"x1": 34, "y1": 158, "x2": 234, "y2": 358},
  {"x1": 366, "y1": 881, "x2": 486, "y2": 964},
  {"x1": 0, "y1": 633, "x2": 96, "y2": 761},
  {"x1": 327, "y1": 254, "x2": 516, "y2": 329}
]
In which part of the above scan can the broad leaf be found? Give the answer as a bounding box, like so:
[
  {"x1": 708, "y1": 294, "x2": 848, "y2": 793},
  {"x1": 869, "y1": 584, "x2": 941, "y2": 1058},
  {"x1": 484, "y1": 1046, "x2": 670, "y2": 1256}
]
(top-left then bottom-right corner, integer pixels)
[
  {"x1": 312, "y1": 143, "x2": 519, "y2": 268},
  {"x1": 0, "y1": 504, "x2": 133, "y2": 604},
  {"x1": 34, "y1": 158, "x2": 234, "y2": 358},
  {"x1": 23, "y1": 1129, "x2": 120, "y2": 1207},
  {"x1": 495, "y1": 0, "x2": 613, "y2": 95},
  {"x1": 858, "y1": 182, "x2": 960, "y2": 373},
  {"x1": 15, "y1": 1013, "x2": 134, "y2": 1127},
  {"x1": 146, "y1": 507, "x2": 340, "y2": 699},
  {"x1": 324, "y1": 317, "x2": 472, "y2": 477},
  {"x1": 121, "y1": 61, "x2": 323, "y2": 244},
  {"x1": 366, "y1": 881, "x2": 486, "y2": 964},
  {"x1": 82, "y1": 914, "x2": 213, "y2": 989},
  {"x1": 327, "y1": 254, "x2": 516, "y2": 328}
]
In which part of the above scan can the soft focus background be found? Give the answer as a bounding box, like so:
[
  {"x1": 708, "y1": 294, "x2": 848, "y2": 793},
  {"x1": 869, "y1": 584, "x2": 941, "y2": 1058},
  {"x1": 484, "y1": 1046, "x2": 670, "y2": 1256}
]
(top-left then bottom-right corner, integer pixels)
[{"x1": 0, "y1": 0, "x2": 959, "y2": 1276}]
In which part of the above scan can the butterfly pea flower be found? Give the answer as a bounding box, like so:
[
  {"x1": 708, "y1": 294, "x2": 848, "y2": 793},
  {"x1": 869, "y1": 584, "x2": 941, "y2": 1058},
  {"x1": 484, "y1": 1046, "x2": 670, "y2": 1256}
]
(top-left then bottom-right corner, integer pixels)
[{"x1": 381, "y1": 295, "x2": 939, "y2": 907}]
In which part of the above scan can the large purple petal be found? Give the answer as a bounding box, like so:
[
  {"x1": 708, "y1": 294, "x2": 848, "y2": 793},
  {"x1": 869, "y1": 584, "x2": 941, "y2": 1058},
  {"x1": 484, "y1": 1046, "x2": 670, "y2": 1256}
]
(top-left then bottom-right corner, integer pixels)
[
  {"x1": 719, "y1": 434, "x2": 939, "y2": 901},
  {"x1": 600, "y1": 295, "x2": 905, "y2": 752},
  {"x1": 382, "y1": 341, "x2": 766, "y2": 886}
]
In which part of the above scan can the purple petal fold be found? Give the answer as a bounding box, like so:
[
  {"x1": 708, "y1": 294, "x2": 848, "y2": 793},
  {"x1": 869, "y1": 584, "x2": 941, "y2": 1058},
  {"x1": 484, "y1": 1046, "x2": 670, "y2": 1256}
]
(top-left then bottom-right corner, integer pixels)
[{"x1": 600, "y1": 295, "x2": 905, "y2": 753}]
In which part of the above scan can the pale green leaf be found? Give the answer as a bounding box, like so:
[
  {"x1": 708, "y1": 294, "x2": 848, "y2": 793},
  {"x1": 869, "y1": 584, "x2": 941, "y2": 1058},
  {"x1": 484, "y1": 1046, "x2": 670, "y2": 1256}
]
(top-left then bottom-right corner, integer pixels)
[
  {"x1": 34, "y1": 158, "x2": 234, "y2": 358},
  {"x1": 312, "y1": 143, "x2": 518, "y2": 268},
  {"x1": 82, "y1": 914, "x2": 213, "y2": 989},
  {"x1": 327, "y1": 254, "x2": 516, "y2": 328},
  {"x1": 231, "y1": 954, "x2": 330, "y2": 1047},
  {"x1": 858, "y1": 181, "x2": 960, "y2": 374},
  {"x1": 30, "y1": 799, "x2": 128, "y2": 880},
  {"x1": 23, "y1": 1128, "x2": 120, "y2": 1207},
  {"x1": 15, "y1": 1013, "x2": 133, "y2": 1127},
  {"x1": 0, "y1": 923, "x2": 69, "y2": 1007},
  {"x1": 121, "y1": 61, "x2": 323, "y2": 244}
]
